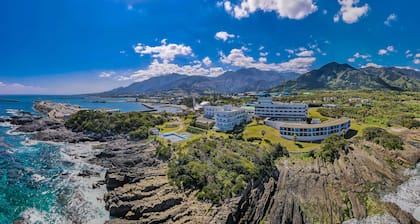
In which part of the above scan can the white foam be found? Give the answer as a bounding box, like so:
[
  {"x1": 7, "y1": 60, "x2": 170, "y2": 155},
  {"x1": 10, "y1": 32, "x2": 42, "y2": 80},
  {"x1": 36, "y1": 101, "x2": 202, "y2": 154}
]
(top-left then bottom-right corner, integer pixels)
[
  {"x1": 30, "y1": 174, "x2": 47, "y2": 182},
  {"x1": 382, "y1": 163, "x2": 420, "y2": 221},
  {"x1": 342, "y1": 213, "x2": 399, "y2": 224}
]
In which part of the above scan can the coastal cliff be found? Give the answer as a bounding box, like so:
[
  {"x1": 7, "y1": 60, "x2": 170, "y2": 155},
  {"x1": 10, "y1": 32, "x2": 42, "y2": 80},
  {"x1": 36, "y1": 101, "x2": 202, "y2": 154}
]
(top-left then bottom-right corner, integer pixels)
[
  {"x1": 88, "y1": 131, "x2": 420, "y2": 224},
  {"x1": 8, "y1": 101, "x2": 420, "y2": 224}
]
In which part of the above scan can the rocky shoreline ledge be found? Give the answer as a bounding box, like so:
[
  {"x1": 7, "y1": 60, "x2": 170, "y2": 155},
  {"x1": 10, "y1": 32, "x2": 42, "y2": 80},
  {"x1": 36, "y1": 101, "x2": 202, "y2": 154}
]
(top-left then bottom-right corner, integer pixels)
[{"x1": 5, "y1": 101, "x2": 420, "y2": 224}]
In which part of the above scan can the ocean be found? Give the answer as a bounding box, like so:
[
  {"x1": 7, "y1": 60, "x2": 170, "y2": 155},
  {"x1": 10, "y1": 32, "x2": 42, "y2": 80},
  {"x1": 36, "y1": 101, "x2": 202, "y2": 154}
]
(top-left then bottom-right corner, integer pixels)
[{"x1": 0, "y1": 95, "x2": 180, "y2": 223}]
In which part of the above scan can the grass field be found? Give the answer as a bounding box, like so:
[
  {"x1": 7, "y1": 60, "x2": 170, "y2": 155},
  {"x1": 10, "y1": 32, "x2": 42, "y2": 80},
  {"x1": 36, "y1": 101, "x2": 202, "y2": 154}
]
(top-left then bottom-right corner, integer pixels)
[
  {"x1": 308, "y1": 108, "x2": 330, "y2": 122},
  {"x1": 243, "y1": 122, "x2": 321, "y2": 153}
]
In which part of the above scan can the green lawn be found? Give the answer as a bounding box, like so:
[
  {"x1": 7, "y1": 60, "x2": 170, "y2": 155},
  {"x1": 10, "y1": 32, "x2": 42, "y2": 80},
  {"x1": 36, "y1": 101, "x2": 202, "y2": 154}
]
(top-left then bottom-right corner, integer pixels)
[
  {"x1": 243, "y1": 123, "x2": 321, "y2": 153},
  {"x1": 308, "y1": 108, "x2": 330, "y2": 122}
]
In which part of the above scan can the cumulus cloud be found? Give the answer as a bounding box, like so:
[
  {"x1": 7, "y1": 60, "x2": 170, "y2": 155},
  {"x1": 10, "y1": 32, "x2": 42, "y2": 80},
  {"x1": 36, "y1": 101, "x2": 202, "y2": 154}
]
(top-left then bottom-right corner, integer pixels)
[
  {"x1": 215, "y1": 31, "x2": 235, "y2": 42},
  {"x1": 384, "y1": 13, "x2": 397, "y2": 26},
  {"x1": 220, "y1": 47, "x2": 316, "y2": 73},
  {"x1": 348, "y1": 58, "x2": 355, "y2": 62},
  {"x1": 361, "y1": 63, "x2": 382, "y2": 68},
  {"x1": 414, "y1": 59, "x2": 420, "y2": 64},
  {"x1": 121, "y1": 60, "x2": 226, "y2": 82},
  {"x1": 202, "y1": 56, "x2": 212, "y2": 66},
  {"x1": 134, "y1": 40, "x2": 193, "y2": 62},
  {"x1": 222, "y1": 0, "x2": 318, "y2": 20},
  {"x1": 378, "y1": 45, "x2": 396, "y2": 56},
  {"x1": 334, "y1": 0, "x2": 369, "y2": 24}
]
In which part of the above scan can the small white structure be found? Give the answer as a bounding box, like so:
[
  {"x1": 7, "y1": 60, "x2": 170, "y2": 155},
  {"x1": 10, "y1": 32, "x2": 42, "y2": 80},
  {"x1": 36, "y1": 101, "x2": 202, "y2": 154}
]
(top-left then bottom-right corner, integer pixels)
[
  {"x1": 255, "y1": 97, "x2": 308, "y2": 121},
  {"x1": 322, "y1": 104, "x2": 340, "y2": 109},
  {"x1": 213, "y1": 105, "x2": 249, "y2": 132}
]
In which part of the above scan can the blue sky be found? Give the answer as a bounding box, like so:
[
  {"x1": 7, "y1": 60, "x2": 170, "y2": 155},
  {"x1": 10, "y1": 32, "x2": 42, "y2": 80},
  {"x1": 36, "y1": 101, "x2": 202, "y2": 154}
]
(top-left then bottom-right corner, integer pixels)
[{"x1": 1, "y1": 0, "x2": 420, "y2": 94}]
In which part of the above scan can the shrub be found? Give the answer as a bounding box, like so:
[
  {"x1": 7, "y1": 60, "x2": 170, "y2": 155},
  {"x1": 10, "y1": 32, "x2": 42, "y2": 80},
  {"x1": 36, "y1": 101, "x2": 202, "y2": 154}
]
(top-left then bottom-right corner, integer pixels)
[
  {"x1": 316, "y1": 134, "x2": 350, "y2": 163},
  {"x1": 167, "y1": 137, "x2": 284, "y2": 204},
  {"x1": 65, "y1": 110, "x2": 167, "y2": 137},
  {"x1": 362, "y1": 127, "x2": 403, "y2": 150},
  {"x1": 129, "y1": 126, "x2": 149, "y2": 140}
]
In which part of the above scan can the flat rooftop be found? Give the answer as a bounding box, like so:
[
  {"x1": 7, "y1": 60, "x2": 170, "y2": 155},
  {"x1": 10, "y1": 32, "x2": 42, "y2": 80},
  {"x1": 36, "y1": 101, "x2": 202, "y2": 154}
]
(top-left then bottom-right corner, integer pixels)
[{"x1": 271, "y1": 117, "x2": 350, "y2": 129}]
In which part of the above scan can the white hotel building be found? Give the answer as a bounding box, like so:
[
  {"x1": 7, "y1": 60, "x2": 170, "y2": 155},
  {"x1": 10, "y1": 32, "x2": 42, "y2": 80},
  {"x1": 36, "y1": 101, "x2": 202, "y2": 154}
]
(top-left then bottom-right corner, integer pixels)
[
  {"x1": 204, "y1": 105, "x2": 249, "y2": 132},
  {"x1": 255, "y1": 97, "x2": 308, "y2": 121}
]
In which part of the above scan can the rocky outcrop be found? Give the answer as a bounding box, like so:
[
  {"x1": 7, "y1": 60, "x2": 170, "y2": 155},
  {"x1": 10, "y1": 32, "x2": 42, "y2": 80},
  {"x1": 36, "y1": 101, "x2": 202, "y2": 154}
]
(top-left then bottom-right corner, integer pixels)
[
  {"x1": 213, "y1": 136, "x2": 420, "y2": 224},
  {"x1": 13, "y1": 119, "x2": 62, "y2": 133}
]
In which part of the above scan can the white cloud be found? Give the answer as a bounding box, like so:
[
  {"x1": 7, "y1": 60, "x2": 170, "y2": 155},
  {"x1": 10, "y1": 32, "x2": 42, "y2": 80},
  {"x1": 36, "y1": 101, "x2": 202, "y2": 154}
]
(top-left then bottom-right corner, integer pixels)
[
  {"x1": 220, "y1": 48, "x2": 315, "y2": 73},
  {"x1": 99, "y1": 71, "x2": 115, "y2": 78},
  {"x1": 215, "y1": 31, "x2": 235, "y2": 42},
  {"x1": 134, "y1": 40, "x2": 193, "y2": 62},
  {"x1": 378, "y1": 45, "x2": 396, "y2": 56},
  {"x1": 405, "y1": 50, "x2": 413, "y2": 58},
  {"x1": 394, "y1": 66, "x2": 420, "y2": 72},
  {"x1": 285, "y1": 49, "x2": 294, "y2": 54},
  {"x1": 224, "y1": 1, "x2": 233, "y2": 11},
  {"x1": 348, "y1": 58, "x2": 355, "y2": 62},
  {"x1": 335, "y1": 0, "x2": 369, "y2": 24},
  {"x1": 361, "y1": 63, "x2": 382, "y2": 68},
  {"x1": 384, "y1": 13, "x2": 397, "y2": 26},
  {"x1": 378, "y1": 49, "x2": 387, "y2": 55},
  {"x1": 222, "y1": 0, "x2": 318, "y2": 20},
  {"x1": 333, "y1": 14, "x2": 340, "y2": 22},
  {"x1": 124, "y1": 60, "x2": 226, "y2": 82},
  {"x1": 260, "y1": 52, "x2": 269, "y2": 57},
  {"x1": 414, "y1": 59, "x2": 420, "y2": 64},
  {"x1": 0, "y1": 82, "x2": 46, "y2": 94},
  {"x1": 202, "y1": 56, "x2": 212, "y2": 66},
  {"x1": 354, "y1": 52, "x2": 370, "y2": 59},
  {"x1": 259, "y1": 57, "x2": 267, "y2": 63},
  {"x1": 415, "y1": 53, "x2": 420, "y2": 58},
  {"x1": 323, "y1": 9, "x2": 328, "y2": 15},
  {"x1": 296, "y1": 50, "x2": 314, "y2": 57},
  {"x1": 275, "y1": 52, "x2": 281, "y2": 56}
]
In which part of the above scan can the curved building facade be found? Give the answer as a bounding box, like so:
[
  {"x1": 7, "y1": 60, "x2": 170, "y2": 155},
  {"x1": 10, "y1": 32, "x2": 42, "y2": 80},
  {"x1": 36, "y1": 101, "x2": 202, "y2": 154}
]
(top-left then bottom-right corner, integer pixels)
[{"x1": 266, "y1": 117, "x2": 351, "y2": 142}]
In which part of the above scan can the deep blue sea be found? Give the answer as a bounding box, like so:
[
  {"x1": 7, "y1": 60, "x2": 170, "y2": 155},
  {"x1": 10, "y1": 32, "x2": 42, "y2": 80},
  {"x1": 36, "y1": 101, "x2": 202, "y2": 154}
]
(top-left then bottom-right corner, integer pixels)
[{"x1": 0, "y1": 95, "x2": 176, "y2": 223}]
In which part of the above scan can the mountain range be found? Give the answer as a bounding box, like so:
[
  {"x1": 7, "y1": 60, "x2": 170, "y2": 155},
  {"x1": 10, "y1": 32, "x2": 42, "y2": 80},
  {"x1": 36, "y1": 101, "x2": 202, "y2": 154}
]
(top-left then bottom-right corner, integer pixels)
[
  {"x1": 101, "y1": 62, "x2": 420, "y2": 95},
  {"x1": 272, "y1": 62, "x2": 420, "y2": 92},
  {"x1": 102, "y1": 68, "x2": 299, "y2": 95}
]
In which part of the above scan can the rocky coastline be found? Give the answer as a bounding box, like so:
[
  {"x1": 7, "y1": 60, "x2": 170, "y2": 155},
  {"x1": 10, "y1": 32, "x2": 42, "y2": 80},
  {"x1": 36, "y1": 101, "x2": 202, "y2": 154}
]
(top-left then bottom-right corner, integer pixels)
[{"x1": 5, "y1": 101, "x2": 420, "y2": 224}]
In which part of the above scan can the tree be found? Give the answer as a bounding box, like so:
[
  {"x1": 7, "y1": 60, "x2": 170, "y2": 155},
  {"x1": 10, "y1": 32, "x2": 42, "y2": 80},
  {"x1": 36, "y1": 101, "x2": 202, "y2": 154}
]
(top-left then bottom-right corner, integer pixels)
[
  {"x1": 261, "y1": 130, "x2": 266, "y2": 139},
  {"x1": 292, "y1": 134, "x2": 297, "y2": 144}
]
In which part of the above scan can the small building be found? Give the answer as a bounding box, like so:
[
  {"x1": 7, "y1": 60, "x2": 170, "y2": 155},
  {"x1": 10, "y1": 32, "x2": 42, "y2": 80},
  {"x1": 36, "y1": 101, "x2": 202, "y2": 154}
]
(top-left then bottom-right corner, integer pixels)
[
  {"x1": 322, "y1": 104, "x2": 340, "y2": 109},
  {"x1": 213, "y1": 105, "x2": 250, "y2": 132}
]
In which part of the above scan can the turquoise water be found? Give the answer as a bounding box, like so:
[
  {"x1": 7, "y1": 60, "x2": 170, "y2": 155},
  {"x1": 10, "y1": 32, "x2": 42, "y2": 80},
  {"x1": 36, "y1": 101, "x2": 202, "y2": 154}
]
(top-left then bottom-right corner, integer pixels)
[{"x1": 0, "y1": 95, "x2": 155, "y2": 223}]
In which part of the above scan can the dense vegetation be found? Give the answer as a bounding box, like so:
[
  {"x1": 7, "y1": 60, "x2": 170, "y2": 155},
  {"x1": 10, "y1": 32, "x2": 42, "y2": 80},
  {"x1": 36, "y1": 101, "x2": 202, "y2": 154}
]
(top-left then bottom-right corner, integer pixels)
[
  {"x1": 65, "y1": 110, "x2": 167, "y2": 139},
  {"x1": 315, "y1": 134, "x2": 350, "y2": 162},
  {"x1": 362, "y1": 127, "x2": 404, "y2": 150},
  {"x1": 165, "y1": 136, "x2": 287, "y2": 204}
]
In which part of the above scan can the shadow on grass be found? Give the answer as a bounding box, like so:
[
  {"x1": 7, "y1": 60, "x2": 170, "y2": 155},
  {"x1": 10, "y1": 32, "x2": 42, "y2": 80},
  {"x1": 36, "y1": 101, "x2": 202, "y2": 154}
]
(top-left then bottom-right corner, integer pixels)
[
  {"x1": 344, "y1": 129, "x2": 358, "y2": 139},
  {"x1": 295, "y1": 143, "x2": 304, "y2": 148}
]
